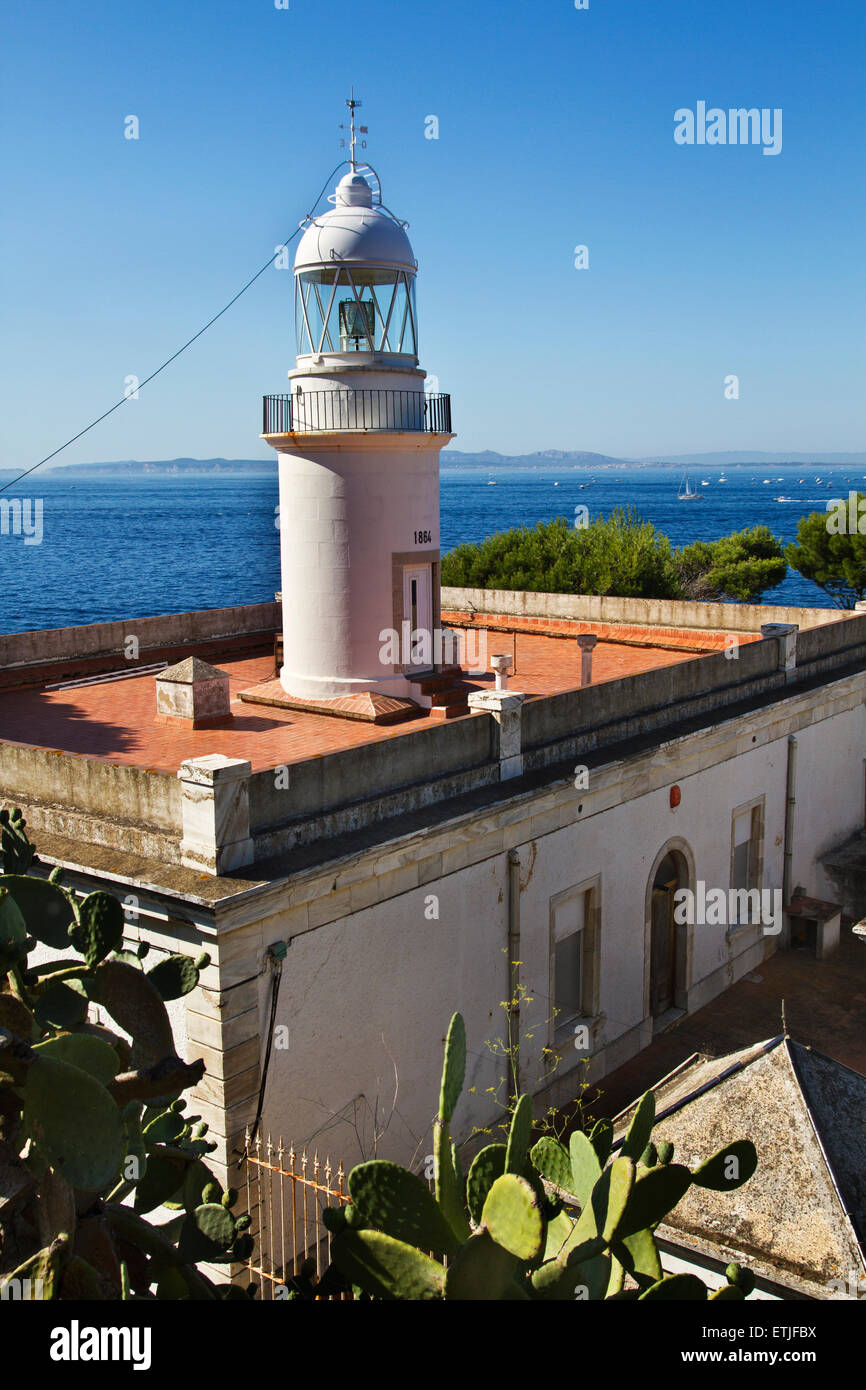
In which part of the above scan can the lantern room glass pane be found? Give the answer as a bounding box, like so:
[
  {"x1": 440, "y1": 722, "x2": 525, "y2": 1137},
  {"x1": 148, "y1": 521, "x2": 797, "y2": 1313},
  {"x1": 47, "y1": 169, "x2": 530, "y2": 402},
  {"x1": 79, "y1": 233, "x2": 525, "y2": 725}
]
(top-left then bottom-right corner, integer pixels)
[{"x1": 295, "y1": 267, "x2": 417, "y2": 357}]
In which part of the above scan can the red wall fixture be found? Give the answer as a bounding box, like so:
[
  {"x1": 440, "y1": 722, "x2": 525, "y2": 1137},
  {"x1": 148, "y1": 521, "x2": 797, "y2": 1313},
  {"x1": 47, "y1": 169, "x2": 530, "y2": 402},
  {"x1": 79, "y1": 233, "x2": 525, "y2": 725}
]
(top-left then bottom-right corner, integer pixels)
[{"x1": 670, "y1": 785, "x2": 682, "y2": 809}]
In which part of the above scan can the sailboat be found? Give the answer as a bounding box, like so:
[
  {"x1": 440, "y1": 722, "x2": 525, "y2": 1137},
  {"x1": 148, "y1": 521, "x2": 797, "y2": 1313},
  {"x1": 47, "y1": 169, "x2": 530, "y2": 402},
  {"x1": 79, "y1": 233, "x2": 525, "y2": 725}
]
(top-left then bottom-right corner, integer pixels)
[{"x1": 677, "y1": 473, "x2": 702, "y2": 501}]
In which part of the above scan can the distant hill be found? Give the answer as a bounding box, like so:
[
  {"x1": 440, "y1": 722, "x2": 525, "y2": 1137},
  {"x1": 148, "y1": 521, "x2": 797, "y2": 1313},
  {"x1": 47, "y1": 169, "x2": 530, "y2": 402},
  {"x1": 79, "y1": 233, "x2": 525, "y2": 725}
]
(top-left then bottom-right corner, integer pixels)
[
  {"x1": 442, "y1": 449, "x2": 633, "y2": 468},
  {"x1": 0, "y1": 448, "x2": 859, "y2": 483},
  {"x1": 443, "y1": 448, "x2": 866, "y2": 468},
  {"x1": 646, "y1": 451, "x2": 866, "y2": 466},
  {"x1": 43, "y1": 458, "x2": 274, "y2": 476}
]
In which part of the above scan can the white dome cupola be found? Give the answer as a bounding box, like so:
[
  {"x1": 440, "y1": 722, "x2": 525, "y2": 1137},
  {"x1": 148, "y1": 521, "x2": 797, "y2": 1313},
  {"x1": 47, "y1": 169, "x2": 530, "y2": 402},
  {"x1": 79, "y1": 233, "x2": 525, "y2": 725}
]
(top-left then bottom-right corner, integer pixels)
[{"x1": 293, "y1": 169, "x2": 419, "y2": 363}]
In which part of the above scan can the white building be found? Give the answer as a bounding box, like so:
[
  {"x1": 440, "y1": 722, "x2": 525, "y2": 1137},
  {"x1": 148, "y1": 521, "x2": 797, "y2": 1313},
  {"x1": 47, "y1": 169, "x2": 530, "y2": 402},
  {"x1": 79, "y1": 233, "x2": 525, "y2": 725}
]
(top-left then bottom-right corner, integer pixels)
[{"x1": 1, "y1": 148, "x2": 864, "y2": 1256}]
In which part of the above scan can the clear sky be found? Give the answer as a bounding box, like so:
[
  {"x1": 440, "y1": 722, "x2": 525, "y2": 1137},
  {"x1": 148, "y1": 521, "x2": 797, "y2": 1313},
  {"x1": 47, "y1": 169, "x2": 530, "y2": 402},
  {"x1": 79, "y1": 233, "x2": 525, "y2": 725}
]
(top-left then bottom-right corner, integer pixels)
[{"x1": 1, "y1": 0, "x2": 863, "y2": 467}]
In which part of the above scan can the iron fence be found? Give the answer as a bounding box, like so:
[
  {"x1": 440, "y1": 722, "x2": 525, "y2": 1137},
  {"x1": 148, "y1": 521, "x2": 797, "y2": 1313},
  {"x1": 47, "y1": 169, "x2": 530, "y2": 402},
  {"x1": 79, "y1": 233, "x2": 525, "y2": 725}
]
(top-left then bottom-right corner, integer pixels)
[
  {"x1": 262, "y1": 389, "x2": 451, "y2": 435},
  {"x1": 242, "y1": 1132, "x2": 350, "y2": 1300}
]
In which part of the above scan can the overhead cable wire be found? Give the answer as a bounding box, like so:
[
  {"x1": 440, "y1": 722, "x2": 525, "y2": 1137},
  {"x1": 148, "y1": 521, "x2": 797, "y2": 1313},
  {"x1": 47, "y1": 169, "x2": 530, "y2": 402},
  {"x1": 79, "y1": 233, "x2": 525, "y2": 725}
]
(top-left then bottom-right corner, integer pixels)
[{"x1": 0, "y1": 159, "x2": 347, "y2": 495}]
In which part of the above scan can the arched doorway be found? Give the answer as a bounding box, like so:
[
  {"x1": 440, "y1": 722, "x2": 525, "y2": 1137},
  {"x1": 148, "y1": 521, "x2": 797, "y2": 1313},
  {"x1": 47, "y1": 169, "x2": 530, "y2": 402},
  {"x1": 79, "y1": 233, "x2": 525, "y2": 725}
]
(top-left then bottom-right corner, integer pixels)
[{"x1": 645, "y1": 841, "x2": 693, "y2": 1022}]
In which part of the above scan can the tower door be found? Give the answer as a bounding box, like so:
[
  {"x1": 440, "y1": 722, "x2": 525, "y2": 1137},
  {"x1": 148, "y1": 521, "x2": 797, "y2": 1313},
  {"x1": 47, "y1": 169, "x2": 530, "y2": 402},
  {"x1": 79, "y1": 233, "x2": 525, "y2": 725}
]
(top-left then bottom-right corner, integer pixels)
[
  {"x1": 402, "y1": 565, "x2": 433, "y2": 671},
  {"x1": 650, "y1": 864, "x2": 679, "y2": 1018}
]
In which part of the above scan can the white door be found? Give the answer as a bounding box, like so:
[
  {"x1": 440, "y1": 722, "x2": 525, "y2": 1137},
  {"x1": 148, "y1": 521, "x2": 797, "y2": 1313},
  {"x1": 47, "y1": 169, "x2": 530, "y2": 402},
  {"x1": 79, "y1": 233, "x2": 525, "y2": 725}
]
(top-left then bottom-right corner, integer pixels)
[{"x1": 402, "y1": 565, "x2": 434, "y2": 671}]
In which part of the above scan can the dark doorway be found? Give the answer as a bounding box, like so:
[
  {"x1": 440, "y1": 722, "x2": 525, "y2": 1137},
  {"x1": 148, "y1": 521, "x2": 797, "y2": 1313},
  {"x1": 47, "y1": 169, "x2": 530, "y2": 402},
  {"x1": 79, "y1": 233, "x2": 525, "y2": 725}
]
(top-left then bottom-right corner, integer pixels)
[{"x1": 650, "y1": 853, "x2": 680, "y2": 1018}]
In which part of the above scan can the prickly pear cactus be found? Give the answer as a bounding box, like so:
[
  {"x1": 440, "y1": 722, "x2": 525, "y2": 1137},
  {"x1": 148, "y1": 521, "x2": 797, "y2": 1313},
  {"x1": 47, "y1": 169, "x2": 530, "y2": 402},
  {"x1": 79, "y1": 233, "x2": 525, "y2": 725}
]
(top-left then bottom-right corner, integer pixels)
[
  {"x1": 325, "y1": 1012, "x2": 759, "y2": 1301},
  {"x1": 0, "y1": 808, "x2": 37, "y2": 875},
  {"x1": 0, "y1": 809, "x2": 253, "y2": 1301}
]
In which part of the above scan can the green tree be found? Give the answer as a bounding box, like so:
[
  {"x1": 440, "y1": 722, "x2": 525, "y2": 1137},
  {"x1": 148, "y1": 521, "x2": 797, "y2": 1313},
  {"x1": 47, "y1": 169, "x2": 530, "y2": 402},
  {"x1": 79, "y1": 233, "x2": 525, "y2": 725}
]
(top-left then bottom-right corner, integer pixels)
[
  {"x1": 442, "y1": 510, "x2": 681, "y2": 599},
  {"x1": 676, "y1": 526, "x2": 787, "y2": 602},
  {"x1": 442, "y1": 510, "x2": 786, "y2": 605},
  {"x1": 785, "y1": 503, "x2": 866, "y2": 608}
]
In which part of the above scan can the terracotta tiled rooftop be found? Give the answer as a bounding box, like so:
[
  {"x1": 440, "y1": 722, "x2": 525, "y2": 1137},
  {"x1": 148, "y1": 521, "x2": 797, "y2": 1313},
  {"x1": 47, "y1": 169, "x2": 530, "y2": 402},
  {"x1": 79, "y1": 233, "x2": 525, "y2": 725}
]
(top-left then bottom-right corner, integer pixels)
[{"x1": 0, "y1": 614, "x2": 756, "y2": 775}]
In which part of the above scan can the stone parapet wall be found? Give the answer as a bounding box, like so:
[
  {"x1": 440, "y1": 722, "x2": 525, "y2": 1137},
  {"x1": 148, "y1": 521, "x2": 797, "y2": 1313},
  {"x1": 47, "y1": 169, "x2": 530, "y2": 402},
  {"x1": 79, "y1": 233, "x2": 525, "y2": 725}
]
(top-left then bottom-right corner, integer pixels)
[
  {"x1": 442, "y1": 586, "x2": 843, "y2": 634},
  {"x1": 0, "y1": 602, "x2": 280, "y2": 689}
]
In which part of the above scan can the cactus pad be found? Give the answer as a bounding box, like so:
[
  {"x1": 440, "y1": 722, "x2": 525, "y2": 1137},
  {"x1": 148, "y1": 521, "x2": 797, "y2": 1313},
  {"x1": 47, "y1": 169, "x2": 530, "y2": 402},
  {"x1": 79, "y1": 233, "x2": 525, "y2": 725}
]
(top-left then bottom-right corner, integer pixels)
[
  {"x1": 331, "y1": 1229, "x2": 446, "y2": 1300},
  {"x1": 1, "y1": 873, "x2": 75, "y2": 951},
  {"x1": 177, "y1": 1203, "x2": 237, "y2": 1263},
  {"x1": 618, "y1": 1163, "x2": 693, "y2": 1239},
  {"x1": 0, "y1": 885, "x2": 27, "y2": 970},
  {"x1": 620, "y1": 1090, "x2": 655, "y2": 1162},
  {"x1": 89, "y1": 959, "x2": 174, "y2": 1068},
  {"x1": 481, "y1": 1173, "x2": 544, "y2": 1261},
  {"x1": 587, "y1": 1117, "x2": 614, "y2": 1167},
  {"x1": 348, "y1": 1160, "x2": 460, "y2": 1255},
  {"x1": 529, "y1": 1136, "x2": 573, "y2": 1194},
  {"x1": 69, "y1": 891, "x2": 124, "y2": 969},
  {"x1": 568, "y1": 1129, "x2": 603, "y2": 1205},
  {"x1": 33, "y1": 978, "x2": 90, "y2": 1031},
  {"x1": 146, "y1": 953, "x2": 203, "y2": 1001},
  {"x1": 504, "y1": 1092, "x2": 533, "y2": 1174},
  {"x1": 0, "y1": 809, "x2": 37, "y2": 875},
  {"x1": 437, "y1": 1012, "x2": 466, "y2": 1125},
  {"x1": 132, "y1": 1149, "x2": 188, "y2": 1214},
  {"x1": 23, "y1": 1055, "x2": 124, "y2": 1192},
  {"x1": 639, "y1": 1273, "x2": 708, "y2": 1300},
  {"x1": 444, "y1": 1231, "x2": 520, "y2": 1300},
  {"x1": 32, "y1": 1032, "x2": 119, "y2": 1086},
  {"x1": 466, "y1": 1143, "x2": 507, "y2": 1224},
  {"x1": 433, "y1": 1119, "x2": 471, "y2": 1243}
]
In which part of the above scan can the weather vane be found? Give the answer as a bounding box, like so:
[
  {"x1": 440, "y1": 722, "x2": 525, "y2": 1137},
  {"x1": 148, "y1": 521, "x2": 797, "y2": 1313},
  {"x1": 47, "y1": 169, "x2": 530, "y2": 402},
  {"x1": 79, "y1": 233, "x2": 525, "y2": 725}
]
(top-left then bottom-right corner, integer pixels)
[{"x1": 339, "y1": 87, "x2": 368, "y2": 171}]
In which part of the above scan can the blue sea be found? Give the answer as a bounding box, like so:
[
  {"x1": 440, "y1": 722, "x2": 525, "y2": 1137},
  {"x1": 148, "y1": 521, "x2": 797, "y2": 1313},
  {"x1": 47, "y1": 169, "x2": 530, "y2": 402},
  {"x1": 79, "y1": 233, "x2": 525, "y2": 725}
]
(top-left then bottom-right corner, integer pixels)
[{"x1": 0, "y1": 462, "x2": 862, "y2": 634}]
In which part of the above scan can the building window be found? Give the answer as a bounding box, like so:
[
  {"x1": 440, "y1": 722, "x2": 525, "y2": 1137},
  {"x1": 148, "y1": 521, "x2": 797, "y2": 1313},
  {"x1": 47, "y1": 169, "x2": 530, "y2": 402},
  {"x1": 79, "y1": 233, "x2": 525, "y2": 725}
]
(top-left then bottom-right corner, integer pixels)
[
  {"x1": 550, "y1": 879, "x2": 600, "y2": 1047},
  {"x1": 730, "y1": 799, "x2": 764, "y2": 908},
  {"x1": 554, "y1": 919, "x2": 584, "y2": 1029}
]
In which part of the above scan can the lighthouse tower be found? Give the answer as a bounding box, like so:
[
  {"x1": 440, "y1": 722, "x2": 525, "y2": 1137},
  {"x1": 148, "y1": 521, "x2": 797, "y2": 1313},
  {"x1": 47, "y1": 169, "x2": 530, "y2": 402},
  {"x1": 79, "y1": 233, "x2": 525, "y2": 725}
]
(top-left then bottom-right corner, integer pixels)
[{"x1": 262, "y1": 104, "x2": 454, "y2": 715}]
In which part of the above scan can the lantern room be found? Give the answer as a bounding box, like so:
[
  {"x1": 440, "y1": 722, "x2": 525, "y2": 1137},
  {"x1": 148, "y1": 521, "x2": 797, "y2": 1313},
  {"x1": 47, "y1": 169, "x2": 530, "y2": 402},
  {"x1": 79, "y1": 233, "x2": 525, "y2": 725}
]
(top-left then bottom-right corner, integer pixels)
[{"x1": 293, "y1": 172, "x2": 419, "y2": 365}]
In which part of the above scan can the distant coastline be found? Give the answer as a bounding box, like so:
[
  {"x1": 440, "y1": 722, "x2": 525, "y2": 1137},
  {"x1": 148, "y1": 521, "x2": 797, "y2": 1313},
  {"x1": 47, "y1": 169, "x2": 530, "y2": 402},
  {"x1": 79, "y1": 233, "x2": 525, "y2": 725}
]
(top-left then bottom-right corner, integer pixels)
[
  {"x1": 43, "y1": 458, "x2": 275, "y2": 477},
  {"x1": 0, "y1": 449, "x2": 864, "y2": 482}
]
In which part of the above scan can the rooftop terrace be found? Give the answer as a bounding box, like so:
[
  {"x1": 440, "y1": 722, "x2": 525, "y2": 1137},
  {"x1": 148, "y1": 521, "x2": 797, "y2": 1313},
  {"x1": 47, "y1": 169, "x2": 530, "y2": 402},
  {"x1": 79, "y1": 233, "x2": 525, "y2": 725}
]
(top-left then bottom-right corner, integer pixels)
[
  {"x1": 0, "y1": 617, "x2": 745, "y2": 774},
  {"x1": 0, "y1": 588, "x2": 860, "y2": 883}
]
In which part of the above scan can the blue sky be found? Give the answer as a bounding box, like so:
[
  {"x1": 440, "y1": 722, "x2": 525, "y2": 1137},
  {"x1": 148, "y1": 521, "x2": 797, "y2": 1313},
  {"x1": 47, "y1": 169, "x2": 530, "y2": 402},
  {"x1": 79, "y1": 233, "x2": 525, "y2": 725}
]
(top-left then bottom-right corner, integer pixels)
[{"x1": 1, "y1": 0, "x2": 863, "y2": 467}]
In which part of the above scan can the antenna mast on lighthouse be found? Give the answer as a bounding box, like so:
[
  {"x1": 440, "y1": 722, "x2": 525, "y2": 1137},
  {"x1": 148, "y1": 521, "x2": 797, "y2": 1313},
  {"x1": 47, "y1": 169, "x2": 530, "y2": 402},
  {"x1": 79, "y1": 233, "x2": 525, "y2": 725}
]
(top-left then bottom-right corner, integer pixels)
[{"x1": 339, "y1": 88, "x2": 368, "y2": 171}]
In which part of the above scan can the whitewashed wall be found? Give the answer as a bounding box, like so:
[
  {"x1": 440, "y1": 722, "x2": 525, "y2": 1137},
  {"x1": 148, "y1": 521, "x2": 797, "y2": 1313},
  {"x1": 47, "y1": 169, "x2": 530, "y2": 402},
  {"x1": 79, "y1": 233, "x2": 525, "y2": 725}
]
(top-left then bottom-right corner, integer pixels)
[{"x1": 247, "y1": 690, "x2": 866, "y2": 1170}]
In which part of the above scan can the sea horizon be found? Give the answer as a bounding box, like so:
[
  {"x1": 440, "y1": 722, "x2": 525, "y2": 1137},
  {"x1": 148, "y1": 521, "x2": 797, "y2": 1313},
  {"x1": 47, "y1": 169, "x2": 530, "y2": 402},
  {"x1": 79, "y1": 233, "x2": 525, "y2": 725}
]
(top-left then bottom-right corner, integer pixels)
[{"x1": 1, "y1": 461, "x2": 863, "y2": 634}]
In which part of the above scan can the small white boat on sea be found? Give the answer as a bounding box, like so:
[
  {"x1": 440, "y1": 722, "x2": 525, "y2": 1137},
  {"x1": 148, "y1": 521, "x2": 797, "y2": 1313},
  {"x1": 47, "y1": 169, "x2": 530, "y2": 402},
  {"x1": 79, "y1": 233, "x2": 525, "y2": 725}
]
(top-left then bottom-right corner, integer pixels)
[{"x1": 677, "y1": 474, "x2": 703, "y2": 500}]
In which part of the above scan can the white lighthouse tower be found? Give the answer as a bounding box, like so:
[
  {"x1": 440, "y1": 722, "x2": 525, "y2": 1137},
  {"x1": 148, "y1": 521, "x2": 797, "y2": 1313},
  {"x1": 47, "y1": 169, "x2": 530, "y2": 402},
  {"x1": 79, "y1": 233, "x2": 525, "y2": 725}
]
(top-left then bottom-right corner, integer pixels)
[{"x1": 262, "y1": 100, "x2": 455, "y2": 718}]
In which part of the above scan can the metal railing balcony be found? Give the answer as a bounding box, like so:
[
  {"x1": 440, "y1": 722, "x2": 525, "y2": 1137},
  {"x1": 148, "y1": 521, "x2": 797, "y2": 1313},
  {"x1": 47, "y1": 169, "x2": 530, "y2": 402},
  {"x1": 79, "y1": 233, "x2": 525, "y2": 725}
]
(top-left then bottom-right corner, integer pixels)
[{"x1": 262, "y1": 389, "x2": 451, "y2": 435}]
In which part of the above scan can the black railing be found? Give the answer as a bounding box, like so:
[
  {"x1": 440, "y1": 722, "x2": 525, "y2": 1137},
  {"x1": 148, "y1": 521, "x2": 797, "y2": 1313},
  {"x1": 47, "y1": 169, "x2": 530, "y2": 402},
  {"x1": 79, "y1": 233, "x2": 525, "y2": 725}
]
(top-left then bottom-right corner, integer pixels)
[{"x1": 262, "y1": 389, "x2": 451, "y2": 435}]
